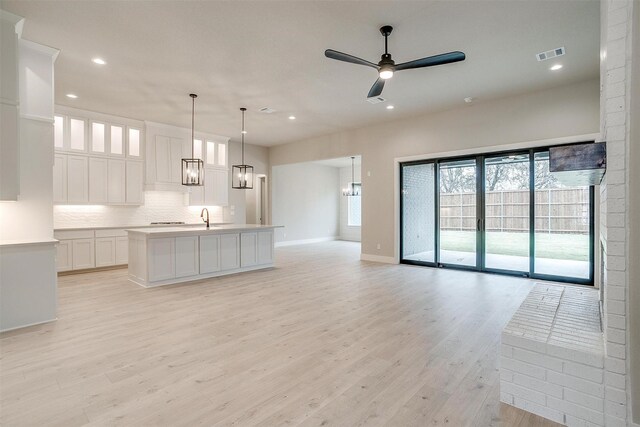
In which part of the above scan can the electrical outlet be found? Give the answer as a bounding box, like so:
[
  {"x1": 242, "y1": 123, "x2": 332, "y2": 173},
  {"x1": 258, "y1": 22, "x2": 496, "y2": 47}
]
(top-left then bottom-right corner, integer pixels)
[
  {"x1": 367, "y1": 171, "x2": 371, "y2": 177},
  {"x1": 377, "y1": 243, "x2": 381, "y2": 250}
]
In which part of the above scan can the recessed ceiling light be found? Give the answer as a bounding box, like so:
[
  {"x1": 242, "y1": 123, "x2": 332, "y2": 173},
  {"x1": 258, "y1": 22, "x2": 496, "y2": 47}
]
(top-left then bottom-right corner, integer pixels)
[
  {"x1": 66, "y1": 93, "x2": 78, "y2": 99},
  {"x1": 464, "y1": 97, "x2": 474, "y2": 103},
  {"x1": 92, "y1": 58, "x2": 106, "y2": 65},
  {"x1": 288, "y1": 115, "x2": 296, "y2": 120},
  {"x1": 241, "y1": 130, "x2": 247, "y2": 134},
  {"x1": 386, "y1": 105, "x2": 394, "y2": 110},
  {"x1": 550, "y1": 64, "x2": 563, "y2": 71}
]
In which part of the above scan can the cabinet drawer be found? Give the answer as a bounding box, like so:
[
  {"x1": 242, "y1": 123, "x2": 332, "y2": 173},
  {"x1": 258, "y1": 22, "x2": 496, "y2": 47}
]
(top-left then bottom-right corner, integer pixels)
[
  {"x1": 54, "y1": 230, "x2": 94, "y2": 240},
  {"x1": 95, "y1": 228, "x2": 127, "y2": 238}
]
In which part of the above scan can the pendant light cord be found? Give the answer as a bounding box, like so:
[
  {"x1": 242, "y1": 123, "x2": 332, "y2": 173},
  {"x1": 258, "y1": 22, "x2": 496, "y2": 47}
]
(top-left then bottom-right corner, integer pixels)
[
  {"x1": 240, "y1": 107, "x2": 246, "y2": 165},
  {"x1": 351, "y1": 156, "x2": 355, "y2": 193},
  {"x1": 190, "y1": 94, "x2": 197, "y2": 159}
]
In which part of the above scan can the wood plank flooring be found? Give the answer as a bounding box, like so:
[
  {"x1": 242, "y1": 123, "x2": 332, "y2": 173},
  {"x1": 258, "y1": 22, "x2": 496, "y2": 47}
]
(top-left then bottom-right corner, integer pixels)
[{"x1": 0, "y1": 241, "x2": 561, "y2": 426}]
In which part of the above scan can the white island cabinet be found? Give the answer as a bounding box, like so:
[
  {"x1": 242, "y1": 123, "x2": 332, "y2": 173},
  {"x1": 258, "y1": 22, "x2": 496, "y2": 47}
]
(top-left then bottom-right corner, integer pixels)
[{"x1": 127, "y1": 225, "x2": 281, "y2": 287}]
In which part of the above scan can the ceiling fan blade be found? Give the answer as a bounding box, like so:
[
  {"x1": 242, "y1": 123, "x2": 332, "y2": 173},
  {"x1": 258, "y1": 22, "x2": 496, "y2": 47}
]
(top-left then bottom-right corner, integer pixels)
[
  {"x1": 325, "y1": 49, "x2": 378, "y2": 68},
  {"x1": 395, "y1": 51, "x2": 466, "y2": 71},
  {"x1": 367, "y1": 78, "x2": 385, "y2": 98}
]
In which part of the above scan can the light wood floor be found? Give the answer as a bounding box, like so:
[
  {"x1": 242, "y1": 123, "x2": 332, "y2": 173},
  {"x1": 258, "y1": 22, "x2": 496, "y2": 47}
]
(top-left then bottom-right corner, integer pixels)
[{"x1": 0, "y1": 241, "x2": 561, "y2": 427}]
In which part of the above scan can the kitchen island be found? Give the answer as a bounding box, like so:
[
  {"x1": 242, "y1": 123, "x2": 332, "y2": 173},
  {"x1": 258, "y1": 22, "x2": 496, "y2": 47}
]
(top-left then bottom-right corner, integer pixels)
[{"x1": 127, "y1": 224, "x2": 282, "y2": 287}]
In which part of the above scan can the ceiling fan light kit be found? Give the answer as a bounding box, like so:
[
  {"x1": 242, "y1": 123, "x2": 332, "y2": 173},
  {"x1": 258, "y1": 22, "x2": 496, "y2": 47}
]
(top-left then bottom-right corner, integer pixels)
[{"x1": 325, "y1": 25, "x2": 466, "y2": 99}]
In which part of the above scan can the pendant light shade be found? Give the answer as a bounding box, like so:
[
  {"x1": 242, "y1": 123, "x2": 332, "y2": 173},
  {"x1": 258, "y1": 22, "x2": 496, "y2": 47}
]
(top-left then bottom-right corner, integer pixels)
[
  {"x1": 342, "y1": 156, "x2": 361, "y2": 196},
  {"x1": 232, "y1": 107, "x2": 254, "y2": 190},
  {"x1": 182, "y1": 93, "x2": 204, "y2": 186}
]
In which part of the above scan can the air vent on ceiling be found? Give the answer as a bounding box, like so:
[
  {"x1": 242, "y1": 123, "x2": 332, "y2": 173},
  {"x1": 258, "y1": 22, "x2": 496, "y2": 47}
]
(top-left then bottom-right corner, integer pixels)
[
  {"x1": 536, "y1": 47, "x2": 565, "y2": 61},
  {"x1": 366, "y1": 96, "x2": 386, "y2": 104},
  {"x1": 259, "y1": 107, "x2": 276, "y2": 114}
]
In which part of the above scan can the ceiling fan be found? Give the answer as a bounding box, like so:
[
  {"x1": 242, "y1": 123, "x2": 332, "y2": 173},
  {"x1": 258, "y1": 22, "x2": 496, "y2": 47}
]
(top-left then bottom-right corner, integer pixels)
[{"x1": 325, "y1": 25, "x2": 466, "y2": 98}]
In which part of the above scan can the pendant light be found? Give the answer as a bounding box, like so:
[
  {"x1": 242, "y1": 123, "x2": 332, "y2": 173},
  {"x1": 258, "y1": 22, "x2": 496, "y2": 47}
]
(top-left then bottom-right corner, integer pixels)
[
  {"x1": 181, "y1": 93, "x2": 204, "y2": 186},
  {"x1": 232, "y1": 107, "x2": 254, "y2": 189},
  {"x1": 342, "y1": 156, "x2": 361, "y2": 196}
]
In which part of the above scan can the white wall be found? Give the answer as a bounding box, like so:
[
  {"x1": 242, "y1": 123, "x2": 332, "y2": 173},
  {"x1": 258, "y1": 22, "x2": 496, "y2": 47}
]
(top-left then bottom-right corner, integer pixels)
[
  {"x1": 272, "y1": 162, "x2": 339, "y2": 244},
  {"x1": 269, "y1": 78, "x2": 600, "y2": 260},
  {"x1": 53, "y1": 191, "x2": 224, "y2": 228},
  {"x1": 226, "y1": 140, "x2": 269, "y2": 225},
  {"x1": 339, "y1": 164, "x2": 361, "y2": 242}
]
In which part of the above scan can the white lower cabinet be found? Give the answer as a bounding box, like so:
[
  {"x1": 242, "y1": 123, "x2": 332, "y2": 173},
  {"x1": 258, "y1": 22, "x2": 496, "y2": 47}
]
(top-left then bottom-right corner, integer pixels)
[
  {"x1": 200, "y1": 235, "x2": 220, "y2": 274},
  {"x1": 72, "y1": 239, "x2": 95, "y2": 270},
  {"x1": 148, "y1": 238, "x2": 175, "y2": 281},
  {"x1": 95, "y1": 237, "x2": 116, "y2": 267},
  {"x1": 175, "y1": 236, "x2": 199, "y2": 278},
  {"x1": 257, "y1": 231, "x2": 274, "y2": 264},
  {"x1": 116, "y1": 237, "x2": 128, "y2": 265},
  {"x1": 220, "y1": 233, "x2": 240, "y2": 270},
  {"x1": 56, "y1": 240, "x2": 72, "y2": 272},
  {"x1": 241, "y1": 232, "x2": 258, "y2": 268}
]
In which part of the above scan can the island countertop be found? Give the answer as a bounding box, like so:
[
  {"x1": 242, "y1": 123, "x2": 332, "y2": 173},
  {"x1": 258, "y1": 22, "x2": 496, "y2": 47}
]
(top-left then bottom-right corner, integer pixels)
[{"x1": 126, "y1": 224, "x2": 283, "y2": 238}]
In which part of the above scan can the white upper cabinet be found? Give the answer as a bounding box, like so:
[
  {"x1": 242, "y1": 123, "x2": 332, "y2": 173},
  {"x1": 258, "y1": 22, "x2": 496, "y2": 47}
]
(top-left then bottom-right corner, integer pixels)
[
  {"x1": 54, "y1": 115, "x2": 64, "y2": 149},
  {"x1": 69, "y1": 117, "x2": 87, "y2": 152},
  {"x1": 91, "y1": 121, "x2": 106, "y2": 153},
  {"x1": 110, "y1": 125, "x2": 124, "y2": 156},
  {"x1": 128, "y1": 127, "x2": 141, "y2": 158},
  {"x1": 217, "y1": 142, "x2": 227, "y2": 167},
  {"x1": 52, "y1": 107, "x2": 144, "y2": 205}
]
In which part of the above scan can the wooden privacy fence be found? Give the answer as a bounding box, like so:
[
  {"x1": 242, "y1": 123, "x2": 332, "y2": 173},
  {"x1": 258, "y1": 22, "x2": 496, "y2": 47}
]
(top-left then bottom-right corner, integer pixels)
[{"x1": 439, "y1": 188, "x2": 590, "y2": 234}]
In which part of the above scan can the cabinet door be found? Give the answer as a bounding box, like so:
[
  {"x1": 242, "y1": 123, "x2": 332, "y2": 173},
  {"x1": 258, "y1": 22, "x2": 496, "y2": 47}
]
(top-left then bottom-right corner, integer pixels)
[
  {"x1": 175, "y1": 236, "x2": 199, "y2": 278},
  {"x1": 154, "y1": 135, "x2": 171, "y2": 182},
  {"x1": 53, "y1": 154, "x2": 67, "y2": 203},
  {"x1": 211, "y1": 169, "x2": 229, "y2": 206},
  {"x1": 148, "y1": 238, "x2": 175, "y2": 282},
  {"x1": 107, "y1": 159, "x2": 126, "y2": 204},
  {"x1": 125, "y1": 161, "x2": 144, "y2": 205},
  {"x1": 72, "y1": 238, "x2": 95, "y2": 270},
  {"x1": 240, "y1": 232, "x2": 258, "y2": 267},
  {"x1": 257, "y1": 231, "x2": 274, "y2": 265},
  {"x1": 67, "y1": 155, "x2": 89, "y2": 203},
  {"x1": 219, "y1": 233, "x2": 240, "y2": 270},
  {"x1": 95, "y1": 237, "x2": 116, "y2": 267},
  {"x1": 116, "y1": 236, "x2": 128, "y2": 265},
  {"x1": 89, "y1": 157, "x2": 108, "y2": 203},
  {"x1": 56, "y1": 240, "x2": 72, "y2": 272},
  {"x1": 169, "y1": 138, "x2": 185, "y2": 183},
  {"x1": 200, "y1": 235, "x2": 220, "y2": 274},
  {"x1": 127, "y1": 127, "x2": 142, "y2": 158}
]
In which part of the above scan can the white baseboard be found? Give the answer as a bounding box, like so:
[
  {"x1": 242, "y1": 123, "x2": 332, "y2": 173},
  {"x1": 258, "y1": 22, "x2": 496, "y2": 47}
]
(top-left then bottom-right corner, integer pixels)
[
  {"x1": 275, "y1": 237, "x2": 337, "y2": 247},
  {"x1": 0, "y1": 317, "x2": 57, "y2": 333},
  {"x1": 360, "y1": 253, "x2": 397, "y2": 264}
]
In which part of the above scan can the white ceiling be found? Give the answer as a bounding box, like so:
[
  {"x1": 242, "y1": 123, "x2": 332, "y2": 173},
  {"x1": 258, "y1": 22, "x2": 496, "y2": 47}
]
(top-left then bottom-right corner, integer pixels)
[{"x1": 3, "y1": 1, "x2": 599, "y2": 146}]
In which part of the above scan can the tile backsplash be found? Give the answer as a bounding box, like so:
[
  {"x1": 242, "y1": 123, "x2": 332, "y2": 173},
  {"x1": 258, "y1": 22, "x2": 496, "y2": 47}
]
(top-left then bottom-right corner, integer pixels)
[{"x1": 54, "y1": 191, "x2": 224, "y2": 229}]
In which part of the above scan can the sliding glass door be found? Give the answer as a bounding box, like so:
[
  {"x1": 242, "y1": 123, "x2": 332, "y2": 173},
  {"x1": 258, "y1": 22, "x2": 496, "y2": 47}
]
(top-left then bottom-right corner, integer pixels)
[
  {"x1": 483, "y1": 154, "x2": 530, "y2": 274},
  {"x1": 400, "y1": 147, "x2": 594, "y2": 284},
  {"x1": 401, "y1": 162, "x2": 436, "y2": 264},
  {"x1": 438, "y1": 159, "x2": 478, "y2": 268}
]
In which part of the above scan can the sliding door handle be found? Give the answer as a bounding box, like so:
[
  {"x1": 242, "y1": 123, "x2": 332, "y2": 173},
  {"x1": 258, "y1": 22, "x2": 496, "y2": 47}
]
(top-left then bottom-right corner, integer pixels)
[{"x1": 477, "y1": 218, "x2": 481, "y2": 232}]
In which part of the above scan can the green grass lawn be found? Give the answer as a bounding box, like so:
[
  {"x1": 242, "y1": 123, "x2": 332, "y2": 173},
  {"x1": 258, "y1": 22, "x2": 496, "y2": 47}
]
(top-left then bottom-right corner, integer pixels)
[{"x1": 440, "y1": 230, "x2": 589, "y2": 261}]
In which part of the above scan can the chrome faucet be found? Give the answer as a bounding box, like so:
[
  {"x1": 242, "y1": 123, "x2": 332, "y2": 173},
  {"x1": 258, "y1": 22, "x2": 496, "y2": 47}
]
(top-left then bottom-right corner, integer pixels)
[{"x1": 200, "y1": 208, "x2": 210, "y2": 229}]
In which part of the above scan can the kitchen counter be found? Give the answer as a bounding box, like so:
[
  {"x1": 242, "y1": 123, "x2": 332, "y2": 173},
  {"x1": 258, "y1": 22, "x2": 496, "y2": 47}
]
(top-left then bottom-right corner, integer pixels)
[
  {"x1": 54, "y1": 223, "x2": 231, "y2": 231},
  {"x1": 126, "y1": 224, "x2": 282, "y2": 238},
  {"x1": 127, "y1": 224, "x2": 282, "y2": 287}
]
